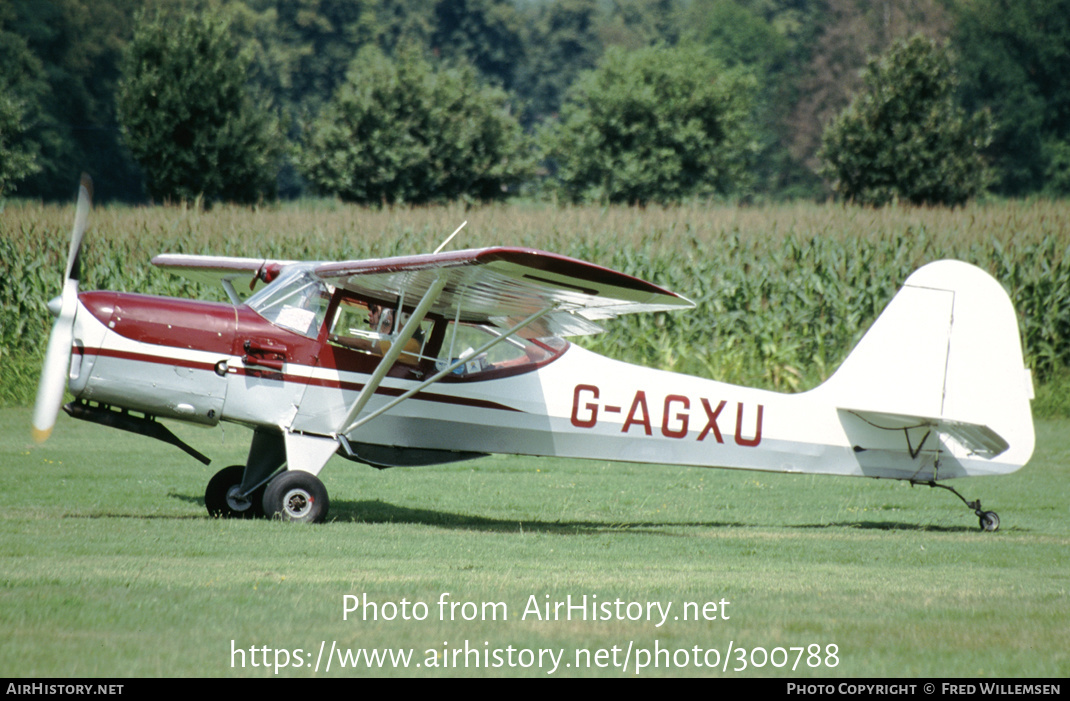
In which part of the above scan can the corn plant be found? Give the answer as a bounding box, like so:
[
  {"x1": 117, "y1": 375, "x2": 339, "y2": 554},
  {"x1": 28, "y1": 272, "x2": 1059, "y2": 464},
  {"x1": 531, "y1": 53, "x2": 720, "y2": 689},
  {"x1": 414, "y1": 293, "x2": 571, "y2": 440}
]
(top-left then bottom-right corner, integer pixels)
[{"x1": 4, "y1": 199, "x2": 1070, "y2": 412}]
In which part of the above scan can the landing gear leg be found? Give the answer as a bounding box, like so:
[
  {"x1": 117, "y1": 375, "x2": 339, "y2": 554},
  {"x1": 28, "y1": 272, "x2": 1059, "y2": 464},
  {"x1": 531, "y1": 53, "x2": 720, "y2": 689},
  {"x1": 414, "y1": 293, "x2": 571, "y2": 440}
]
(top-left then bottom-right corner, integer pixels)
[{"x1": 922, "y1": 481, "x2": 1000, "y2": 532}]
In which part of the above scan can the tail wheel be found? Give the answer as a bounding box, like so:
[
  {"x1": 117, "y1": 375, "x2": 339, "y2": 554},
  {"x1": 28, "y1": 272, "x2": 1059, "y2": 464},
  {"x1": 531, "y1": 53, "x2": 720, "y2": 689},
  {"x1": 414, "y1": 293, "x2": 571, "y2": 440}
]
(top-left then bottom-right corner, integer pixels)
[
  {"x1": 205, "y1": 465, "x2": 265, "y2": 519},
  {"x1": 979, "y1": 511, "x2": 1000, "y2": 532},
  {"x1": 922, "y1": 480, "x2": 1003, "y2": 532},
  {"x1": 263, "y1": 471, "x2": 329, "y2": 523}
]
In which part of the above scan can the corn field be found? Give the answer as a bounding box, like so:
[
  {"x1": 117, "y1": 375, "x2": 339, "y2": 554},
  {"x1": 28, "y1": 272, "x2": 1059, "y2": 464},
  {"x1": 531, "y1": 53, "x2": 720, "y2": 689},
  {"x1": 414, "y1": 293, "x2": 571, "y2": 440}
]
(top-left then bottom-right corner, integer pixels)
[{"x1": 3, "y1": 198, "x2": 1070, "y2": 413}]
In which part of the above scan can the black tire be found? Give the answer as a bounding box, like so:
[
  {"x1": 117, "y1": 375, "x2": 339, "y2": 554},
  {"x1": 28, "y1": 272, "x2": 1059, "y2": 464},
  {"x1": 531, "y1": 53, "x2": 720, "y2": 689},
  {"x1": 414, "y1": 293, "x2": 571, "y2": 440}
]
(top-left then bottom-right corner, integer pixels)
[
  {"x1": 205, "y1": 465, "x2": 265, "y2": 519},
  {"x1": 979, "y1": 511, "x2": 1000, "y2": 532},
  {"x1": 262, "y1": 470, "x2": 329, "y2": 523}
]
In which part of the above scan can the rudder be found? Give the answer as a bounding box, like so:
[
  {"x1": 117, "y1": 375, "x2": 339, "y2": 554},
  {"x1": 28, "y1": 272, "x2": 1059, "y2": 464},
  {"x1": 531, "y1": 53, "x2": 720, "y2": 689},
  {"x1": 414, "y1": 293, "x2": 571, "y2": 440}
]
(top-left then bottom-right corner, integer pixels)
[{"x1": 814, "y1": 260, "x2": 1034, "y2": 473}]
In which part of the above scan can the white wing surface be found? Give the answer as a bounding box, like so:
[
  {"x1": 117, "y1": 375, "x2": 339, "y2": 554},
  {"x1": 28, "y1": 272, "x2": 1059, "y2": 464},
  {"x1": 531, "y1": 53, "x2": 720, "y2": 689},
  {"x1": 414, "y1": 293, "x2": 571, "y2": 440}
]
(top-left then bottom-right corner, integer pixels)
[{"x1": 313, "y1": 247, "x2": 694, "y2": 338}]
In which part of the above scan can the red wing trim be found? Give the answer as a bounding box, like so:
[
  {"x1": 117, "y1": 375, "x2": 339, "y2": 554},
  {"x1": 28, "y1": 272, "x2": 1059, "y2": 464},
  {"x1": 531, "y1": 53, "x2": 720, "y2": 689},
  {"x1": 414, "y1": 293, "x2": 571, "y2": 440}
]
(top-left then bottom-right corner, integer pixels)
[
  {"x1": 314, "y1": 247, "x2": 685, "y2": 300},
  {"x1": 314, "y1": 247, "x2": 693, "y2": 336}
]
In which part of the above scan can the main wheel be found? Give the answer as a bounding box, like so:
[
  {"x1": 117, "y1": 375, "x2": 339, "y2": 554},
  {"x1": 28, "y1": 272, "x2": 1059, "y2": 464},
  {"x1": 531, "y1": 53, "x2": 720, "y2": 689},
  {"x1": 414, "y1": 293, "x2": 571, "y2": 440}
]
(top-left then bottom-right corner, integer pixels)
[
  {"x1": 205, "y1": 465, "x2": 264, "y2": 519},
  {"x1": 979, "y1": 510, "x2": 1000, "y2": 532},
  {"x1": 262, "y1": 470, "x2": 329, "y2": 523}
]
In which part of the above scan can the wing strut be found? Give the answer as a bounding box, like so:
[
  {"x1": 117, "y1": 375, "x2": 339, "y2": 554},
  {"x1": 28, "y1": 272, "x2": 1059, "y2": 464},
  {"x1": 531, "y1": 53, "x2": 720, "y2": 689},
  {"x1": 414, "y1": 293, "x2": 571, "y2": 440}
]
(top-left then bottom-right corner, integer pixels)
[
  {"x1": 336, "y1": 274, "x2": 450, "y2": 436},
  {"x1": 340, "y1": 305, "x2": 555, "y2": 436}
]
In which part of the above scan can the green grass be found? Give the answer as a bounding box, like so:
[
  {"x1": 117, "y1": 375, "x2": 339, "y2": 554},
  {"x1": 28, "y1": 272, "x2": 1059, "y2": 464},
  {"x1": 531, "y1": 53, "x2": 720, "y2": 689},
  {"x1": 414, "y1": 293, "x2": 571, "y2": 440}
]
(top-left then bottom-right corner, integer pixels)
[{"x1": 1, "y1": 407, "x2": 1067, "y2": 677}]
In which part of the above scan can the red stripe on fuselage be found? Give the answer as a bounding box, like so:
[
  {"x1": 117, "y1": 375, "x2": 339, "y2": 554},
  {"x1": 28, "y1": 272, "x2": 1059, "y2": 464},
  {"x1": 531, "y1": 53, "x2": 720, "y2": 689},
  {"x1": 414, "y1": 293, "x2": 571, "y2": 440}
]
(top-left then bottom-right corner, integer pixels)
[{"x1": 84, "y1": 346, "x2": 523, "y2": 414}]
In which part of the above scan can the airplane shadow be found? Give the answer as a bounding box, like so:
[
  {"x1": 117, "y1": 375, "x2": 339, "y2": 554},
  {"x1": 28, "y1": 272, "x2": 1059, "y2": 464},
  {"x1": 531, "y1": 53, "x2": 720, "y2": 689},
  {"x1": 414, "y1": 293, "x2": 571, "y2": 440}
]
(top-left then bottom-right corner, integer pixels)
[
  {"x1": 796, "y1": 520, "x2": 986, "y2": 533},
  {"x1": 168, "y1": 491, "x2": 739, "y2": 533},
  {"x1": 329, "y1": 498, "x2": 741, "y2": 533},
  {"x1": 168, "y1": 492, "x2": 987, "y2": 533}
]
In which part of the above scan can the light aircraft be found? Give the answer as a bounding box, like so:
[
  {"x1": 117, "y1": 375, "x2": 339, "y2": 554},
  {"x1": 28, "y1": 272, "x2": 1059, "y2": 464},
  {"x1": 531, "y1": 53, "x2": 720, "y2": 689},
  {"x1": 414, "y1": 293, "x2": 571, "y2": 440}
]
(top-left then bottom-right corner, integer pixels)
[{"x1": 33, "y1": 176, "x2": 1035, "y2": 529}]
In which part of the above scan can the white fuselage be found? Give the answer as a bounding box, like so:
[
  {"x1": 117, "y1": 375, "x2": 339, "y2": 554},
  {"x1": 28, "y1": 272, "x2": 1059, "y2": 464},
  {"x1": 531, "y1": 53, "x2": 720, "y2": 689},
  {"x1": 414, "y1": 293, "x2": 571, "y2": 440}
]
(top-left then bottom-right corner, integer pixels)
[{"x1": 68, "y1": 276, "x2": 1031, "y2": 483}]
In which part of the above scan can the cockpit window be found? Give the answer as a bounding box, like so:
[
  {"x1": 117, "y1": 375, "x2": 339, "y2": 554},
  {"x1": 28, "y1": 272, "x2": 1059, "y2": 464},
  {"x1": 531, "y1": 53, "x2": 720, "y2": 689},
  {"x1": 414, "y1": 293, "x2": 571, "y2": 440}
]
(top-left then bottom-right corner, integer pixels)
[
  {"x1": 247, "y1": 267, "x2": 332, "y2": 338},
  {"x1": 328, "y1": 297, "x2": 431, "y2": 365}
]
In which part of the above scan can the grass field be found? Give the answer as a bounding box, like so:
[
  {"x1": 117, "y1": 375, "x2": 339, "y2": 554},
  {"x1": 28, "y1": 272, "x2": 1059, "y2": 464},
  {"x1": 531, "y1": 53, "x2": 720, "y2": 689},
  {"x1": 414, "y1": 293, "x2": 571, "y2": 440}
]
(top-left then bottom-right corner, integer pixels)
[{"x1": 1, "y1": 407, "x2": 1067, "y2": 678}]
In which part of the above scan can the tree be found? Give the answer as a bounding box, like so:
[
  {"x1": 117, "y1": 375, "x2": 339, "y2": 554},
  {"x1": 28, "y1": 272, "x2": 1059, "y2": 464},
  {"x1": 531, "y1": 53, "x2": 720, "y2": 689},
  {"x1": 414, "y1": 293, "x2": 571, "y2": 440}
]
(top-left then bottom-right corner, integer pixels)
[
  {"x1": 2, "y1": 0, "x2": 145, "y2": 201},
  {"x1": 116, "y1": 6, "x2": 283, "y2": 204},
  {"x1": 681, "y1": 0, "x2": 816, "y2": 198},
  {"x1": 596, "y1": 0, "x2": 682, "y2": 50},
  {"x1": 0, "y1": 85, "x2": 40, "y2": 196},
  {"x1": 818, "y1": 35, "x2": 994, "y2": 207},
  {"x1": 539, "y1": 44, "x2": 757, "y2": 205},
  {"x1": 298, "y1": 45, "x2": 533, "y2": 205},
  {"x1": 954, "y1": 0, "x2": 1070, "y2": 196},
  {"x1": 0, "y1": 3, "x2": 73, "y2": 199},
  {"x1": 514, "y1": 0, "x2": 603, "y2": 125},
  {"x1": 253, "y1": 0, "x2": 383, "y2": 116},
  {"x1": 0, "y1": 18, "x2": 45, "y2": 196},
  {"x1": 787, "y1": 0, "x2": 950, "y2": 187},
  {"x1": 430, "y1": 0, "x2": 525, "y2": 92}
]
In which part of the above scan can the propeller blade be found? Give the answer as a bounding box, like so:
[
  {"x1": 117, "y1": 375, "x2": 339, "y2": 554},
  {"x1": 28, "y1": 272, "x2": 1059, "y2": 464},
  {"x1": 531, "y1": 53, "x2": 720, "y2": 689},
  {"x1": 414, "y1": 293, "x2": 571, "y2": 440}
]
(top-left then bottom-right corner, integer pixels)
[
  {"x1": 32, "y1": 279, "x2": 78, "y2": 442},
  {"x1": 65, "y1": 174, "x2": 92, "y2": 283},
  {"x1": 32, "y1": 175, "x2": 92, "y2": 443}
]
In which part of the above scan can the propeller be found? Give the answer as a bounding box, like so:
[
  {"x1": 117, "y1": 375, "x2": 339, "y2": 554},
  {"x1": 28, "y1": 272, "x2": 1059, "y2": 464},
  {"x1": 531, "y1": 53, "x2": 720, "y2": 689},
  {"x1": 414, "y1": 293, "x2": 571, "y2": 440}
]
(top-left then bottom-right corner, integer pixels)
[{"x1": 32, "y1": 174, "x2": 92, "y2": 443}]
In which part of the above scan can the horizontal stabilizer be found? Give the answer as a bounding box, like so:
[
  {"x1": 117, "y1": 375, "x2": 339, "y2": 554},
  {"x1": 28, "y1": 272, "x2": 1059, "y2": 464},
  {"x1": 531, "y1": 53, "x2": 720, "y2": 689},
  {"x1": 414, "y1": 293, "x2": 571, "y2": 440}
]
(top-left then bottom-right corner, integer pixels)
[{"x1": 845, "y1": 409, "x2": 1010, "y2": 459}]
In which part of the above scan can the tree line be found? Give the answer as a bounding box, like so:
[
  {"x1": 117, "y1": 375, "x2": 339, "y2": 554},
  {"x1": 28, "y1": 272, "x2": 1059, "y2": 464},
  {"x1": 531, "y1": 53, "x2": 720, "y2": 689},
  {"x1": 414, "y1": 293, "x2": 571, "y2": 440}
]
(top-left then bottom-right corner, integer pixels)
[{"x1": 1, "y1": 0, "x2": 1068, "y2": 206}]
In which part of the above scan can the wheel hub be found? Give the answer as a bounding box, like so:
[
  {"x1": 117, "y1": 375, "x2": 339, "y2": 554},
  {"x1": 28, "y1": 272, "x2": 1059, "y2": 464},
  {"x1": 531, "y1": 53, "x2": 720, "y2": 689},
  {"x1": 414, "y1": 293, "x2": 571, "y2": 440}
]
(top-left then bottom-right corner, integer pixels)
[
  {"x1": 282, "y1": 488, "x2": 312, "y2": 518},
  {"x1": 225, "y1": 485, "x2": 252, "y2": 512}
]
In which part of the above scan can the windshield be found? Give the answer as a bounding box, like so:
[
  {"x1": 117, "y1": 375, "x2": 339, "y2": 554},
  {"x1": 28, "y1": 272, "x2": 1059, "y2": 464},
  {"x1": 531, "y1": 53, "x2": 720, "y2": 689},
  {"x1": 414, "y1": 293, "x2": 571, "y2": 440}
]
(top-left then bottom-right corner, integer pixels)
[{"x1": 246, "y1": 266, "x2": 332, "y2": 338}]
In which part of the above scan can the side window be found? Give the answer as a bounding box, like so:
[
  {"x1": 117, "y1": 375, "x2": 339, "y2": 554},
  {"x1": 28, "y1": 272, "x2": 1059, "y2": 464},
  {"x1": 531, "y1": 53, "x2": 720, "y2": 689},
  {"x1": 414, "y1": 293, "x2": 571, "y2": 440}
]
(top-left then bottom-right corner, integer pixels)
[
  {"x1": 328, "y1": 297, "x2": 431, "y2": 364},
  {"x1": 435, "y1": 322, "x2": 556, "y2": 376}
]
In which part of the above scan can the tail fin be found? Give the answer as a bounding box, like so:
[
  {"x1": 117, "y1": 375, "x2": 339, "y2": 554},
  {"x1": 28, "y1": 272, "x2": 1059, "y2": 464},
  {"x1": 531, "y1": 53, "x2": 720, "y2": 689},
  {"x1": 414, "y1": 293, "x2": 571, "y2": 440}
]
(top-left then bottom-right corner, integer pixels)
[{"x1": 816, "y1": 260, "x2": 1034, "y2": 474}]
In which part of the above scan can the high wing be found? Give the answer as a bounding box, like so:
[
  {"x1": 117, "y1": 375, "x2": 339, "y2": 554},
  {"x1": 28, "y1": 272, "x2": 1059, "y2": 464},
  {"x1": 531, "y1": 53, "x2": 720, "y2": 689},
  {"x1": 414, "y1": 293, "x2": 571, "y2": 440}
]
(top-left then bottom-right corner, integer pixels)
[
  {"x1": 152, "y1": 254, "x2": 297, "y2": 303},
  {"x1": 155, "y1": 247, "x2": 694, "y2": 337},
  {"x1": 313, "y1": 246, "x2": 694, "y2": 338}
]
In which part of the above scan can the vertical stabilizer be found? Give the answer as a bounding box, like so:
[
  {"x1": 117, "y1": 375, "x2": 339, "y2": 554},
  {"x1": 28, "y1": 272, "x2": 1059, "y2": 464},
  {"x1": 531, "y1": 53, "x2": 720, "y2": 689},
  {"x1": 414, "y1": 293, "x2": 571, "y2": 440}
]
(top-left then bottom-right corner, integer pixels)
[{"x1": 814, "y1": 260, "x2": 1034, "y2": 473}]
